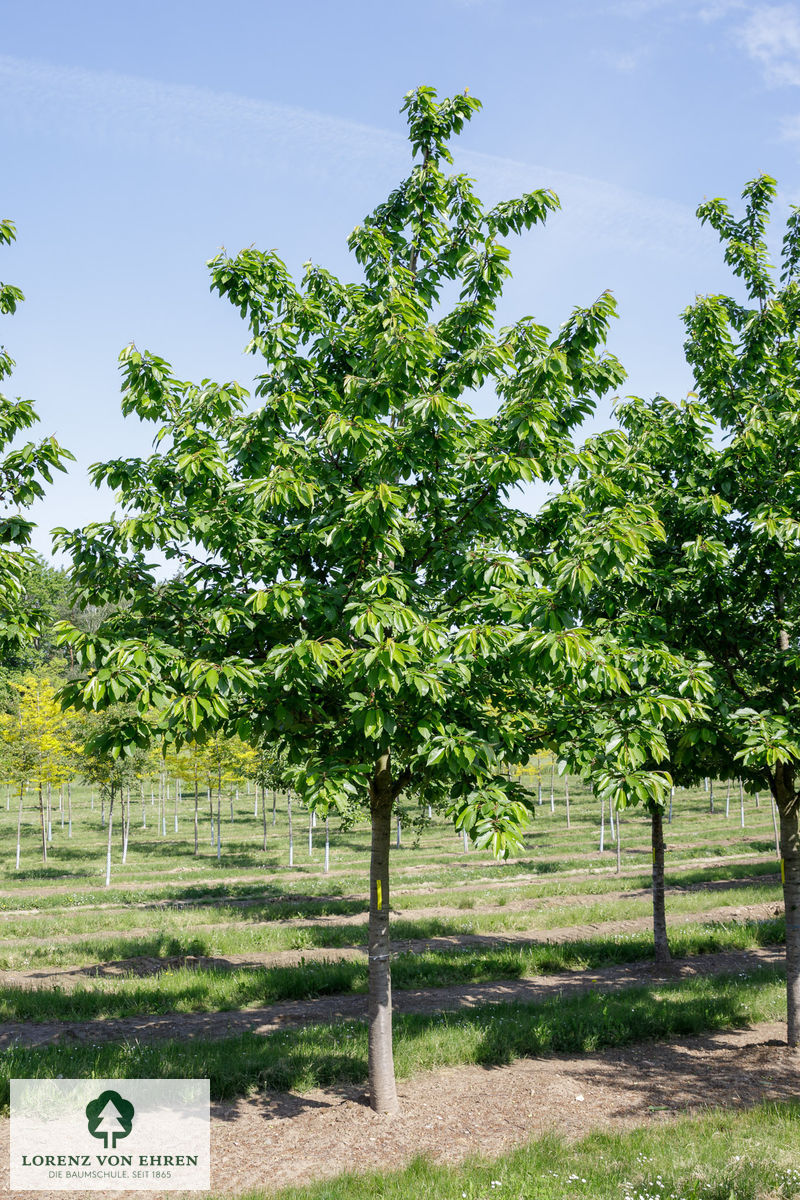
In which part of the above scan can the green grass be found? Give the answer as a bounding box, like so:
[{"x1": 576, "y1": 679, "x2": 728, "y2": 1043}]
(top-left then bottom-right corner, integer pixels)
[
  {"x1": 0, "y1": 866, "x2": 782, "y2": 970},
  {"x1": 0, "y1": 967, "x2": 786, "y2": 1112},
  {"x1": 0, "y1": 918, "x2": 785, "y2": 1022},
  {"x1": 224, "y1": 1103, "x2": 800, "y2": 1200}
]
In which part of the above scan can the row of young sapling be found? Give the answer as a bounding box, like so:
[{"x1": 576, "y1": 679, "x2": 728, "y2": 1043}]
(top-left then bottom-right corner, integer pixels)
[{"x1": 3, "y1": 763, "x2": 782, "y2": 888}]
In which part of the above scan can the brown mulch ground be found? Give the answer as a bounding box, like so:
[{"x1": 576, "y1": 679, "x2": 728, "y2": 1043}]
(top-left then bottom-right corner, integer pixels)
[
  {"x1": 0, "y1": 944, "x2": 784, "y2": 1050},
  {"x1": 1, "y1": 1020, "x2": 797, "y2": 1200}
]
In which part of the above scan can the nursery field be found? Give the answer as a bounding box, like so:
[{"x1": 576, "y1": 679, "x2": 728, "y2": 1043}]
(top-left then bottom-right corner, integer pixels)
[{"x1": 0, "y1": 772, "x2": 797, "y2": 1199}]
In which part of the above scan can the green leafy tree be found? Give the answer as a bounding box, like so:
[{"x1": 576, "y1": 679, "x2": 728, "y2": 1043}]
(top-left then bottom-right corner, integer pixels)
[
  {"x1": 0, "y1": 220, "x2": 73, "y2": 660},
  {"x1": 0, "y1": 670, "x2": 79, "y2": 867},
  {"x1": 549, "y1": 176, "x2": 800, "y2": 1042},
  {"x1": 80, "y1": 706, "x2": 148, "y2": 886},
  {"x1": 55, "y1": 87, "x2": 697, "y2": 1109}
]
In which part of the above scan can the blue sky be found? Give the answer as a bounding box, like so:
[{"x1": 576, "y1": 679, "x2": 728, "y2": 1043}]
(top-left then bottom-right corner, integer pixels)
[{"x1": 3, "y1": 0, "x2": 800, "y2": 557}]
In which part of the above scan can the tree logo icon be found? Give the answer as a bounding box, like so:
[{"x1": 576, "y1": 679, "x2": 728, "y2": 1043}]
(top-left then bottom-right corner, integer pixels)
[{"x1": 85, "y1": 1090, "x2": 135, "y2": 1149}]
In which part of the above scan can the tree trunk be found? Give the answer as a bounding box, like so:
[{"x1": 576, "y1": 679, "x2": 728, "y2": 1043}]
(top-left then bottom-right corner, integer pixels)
[
  {"x1": 262, "y1": 785, "x2": 267, "y2": 852},
  {"x1": 324, "y1": 815, "x2": 330, "y2": 873},
  {"x1": 15, "y1": 782, "x2": 23, "y2": 870},
  {"x1": 368, "y1": 753, "x2": 399, "y2": 1113},
  {"x1": 122, "y1": 788, "x2": 130, "y2": 864},
  {"x1": 68, "y1": 781, "x2": 72, "y2": 838},
  {"x1": 38, "y1": 780, "x2": 47, "y2": 865},
  {"x1": 650, "y1": 802, "x2": 670, "y2": 965},
  {"x1": 105, "y1": 788, "x2": 114, "y2": 887},
  {"x1": 288, "y1": 792, "x2": 293, "y2": 866},
  {"x1": 599, "y1": 793, "x2": 605, "y2": 853},
  {"x1": 193, "y1": 769, "x2": 199, "y2": 855},
  {"x1": 776, "y1": 765, "x2": 800, "y2": 1046}
]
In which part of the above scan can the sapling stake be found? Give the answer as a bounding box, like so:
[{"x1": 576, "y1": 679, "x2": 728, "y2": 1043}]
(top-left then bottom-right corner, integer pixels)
[
  {"x1": 193, "y1": 768, "x2": 199, "y2": 856},
  {"x1": 15, "y1": 781, "x2": 23, "y2": 870},
  {"x1": 105, "y1": 787, "x2": 114, "y2": 887},
  {"x1": 38, "y1": 779, "x2": 46, "y2": 864}
]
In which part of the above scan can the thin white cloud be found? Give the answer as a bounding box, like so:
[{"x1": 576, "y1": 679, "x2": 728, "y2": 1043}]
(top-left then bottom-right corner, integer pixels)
[
  {"x1": 737, "y1": 4, "x2": 800, "y2": 86},
  {"x1": 0, "y1": 53, "x2": 707, "y2": 266},
  {"x1": 697, "y1": 0, "x2": 746, "y2": 20},
  {"x1": 608, "y1": 0, "x2": 744, "y2": 18},
  {"x1": 0, "y1": 55, "x2": 406, "y2": 177},
  {"x1": 599, "y1": 45, "x2": 652, "y2": 71}
]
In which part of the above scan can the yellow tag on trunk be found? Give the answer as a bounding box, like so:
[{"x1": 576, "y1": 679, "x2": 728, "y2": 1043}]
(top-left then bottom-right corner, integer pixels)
[
  {"x1": 652, "y1": 848, "x2": 656, "y2": 865},
  {"x1": 781, "y1": 858, "x2": 785, "y2": 885},
  {"x1": 376, "y1": 880, "x2": 382, "y2": 910}
]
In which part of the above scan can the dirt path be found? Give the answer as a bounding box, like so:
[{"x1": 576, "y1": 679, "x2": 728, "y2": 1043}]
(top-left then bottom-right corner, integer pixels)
[
  {"x1": 0, "y1": 898, "x2": 783, "y2": 987},
  {"x1": 1, "y1": 1019, "x2": 797, "y2": 1200},
  {"x1": 0, "y1": 945, "x2": 784, "y2": 1050}
]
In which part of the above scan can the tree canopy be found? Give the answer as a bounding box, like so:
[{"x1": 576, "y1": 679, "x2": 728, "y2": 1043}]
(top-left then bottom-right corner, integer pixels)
[
  {"x1": 55, "y1": 86, "x2": 711, "y2": 1106},
  {"x1": 0, "y1": 220, "x2": 73, "y2": 661},
  {"x1": 544, "y1": 175, "x2": 800, "y2": 1041}
]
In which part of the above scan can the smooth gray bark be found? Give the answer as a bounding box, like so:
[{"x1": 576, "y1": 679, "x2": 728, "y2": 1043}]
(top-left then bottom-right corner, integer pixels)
[{"x1": 367, "y1": 752, "x2": 399, "y2": 1113}]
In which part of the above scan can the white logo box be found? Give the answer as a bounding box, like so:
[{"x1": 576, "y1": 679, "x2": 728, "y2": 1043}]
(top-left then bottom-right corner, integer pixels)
[{"x1": 11, "y1": 1079, "x2": 210, "y2": 1192}]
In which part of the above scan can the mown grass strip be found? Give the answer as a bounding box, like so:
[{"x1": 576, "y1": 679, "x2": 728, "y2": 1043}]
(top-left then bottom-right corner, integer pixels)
[
  {"x1": 0, "y1": 967, "x2": 786, "y2": 1112},
  {"x1": 0, "y1": 859, "x2": 781, "y2": 947},
  {"x1": 0, "y1": 877, "x2": 783, "y2": 971},
  {"x1": 221, "y1": 1101, "x2": 800, "y2": 1200},
  {"x1": 0, "y1": 919, "x2": 786, "y2": 1022}
]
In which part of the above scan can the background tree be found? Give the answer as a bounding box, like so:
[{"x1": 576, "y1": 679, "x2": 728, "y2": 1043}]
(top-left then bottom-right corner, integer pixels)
[
  {"x1": 544, "y1": 176, "x2": 800, "y2": 1042},
  {"x1": 0, "y1": 219, "x2": 73, "y2": 670},
  {"x1": 56, "y1": 87, "x2": 703, "y2": 1110},
  {"x1": 80, "y1": 707, "x2": 148, "y2": 885},
  {"x1": 0, "y1": 670, "x2": 78, "y2": 866}
]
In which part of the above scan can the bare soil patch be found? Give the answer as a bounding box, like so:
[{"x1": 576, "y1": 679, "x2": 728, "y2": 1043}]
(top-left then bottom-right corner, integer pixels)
[
  {"x1": 0, "y1": 945, "x2": 784, "y2": 1050},
  {"x1": 1, "y1": 1020, "x2": 797, "y2": 1200},
  {"x1": 0, "y1": 899, "x2": 782, "y2": 990}
]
